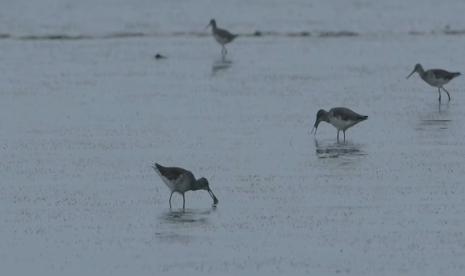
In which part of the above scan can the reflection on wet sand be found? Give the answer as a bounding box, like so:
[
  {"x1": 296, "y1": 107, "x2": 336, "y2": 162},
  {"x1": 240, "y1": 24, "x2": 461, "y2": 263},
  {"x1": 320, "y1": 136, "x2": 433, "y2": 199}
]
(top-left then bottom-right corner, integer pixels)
[
  {"x1": 160, "y1": 208, "x2": 216, "y2": 224},
  {"x1": 417, "y1": 105, "x2": 451, "y2": 131},
  {"x1": 418, "y1": 119, "x2": 451, "y2": 130},
  {"x1": 437, "y1": 101, "x2": 451, "y2": 113},
  {"x1": 212, "y1": 57, "x2": 233, "y2": 75},
  {"x1": 154, "y1": 232, "x2": 193, "y2": 244},
  {"x1": 314, "y1": 139, "x2": 366, "y2": 159},
  {"x1": 155, "y1": 208, "x2": 216, "y2": 243}
]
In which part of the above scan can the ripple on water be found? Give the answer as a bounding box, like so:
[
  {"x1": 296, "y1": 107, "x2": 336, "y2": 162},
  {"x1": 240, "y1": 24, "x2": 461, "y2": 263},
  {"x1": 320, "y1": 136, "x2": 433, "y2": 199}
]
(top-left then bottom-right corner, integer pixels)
[
  {"x1": 314, "y1": 139, "x2": 367, "y2": 159},
  {"x1": 160, "y1": 208, "x2": 216, "y2": 224}
]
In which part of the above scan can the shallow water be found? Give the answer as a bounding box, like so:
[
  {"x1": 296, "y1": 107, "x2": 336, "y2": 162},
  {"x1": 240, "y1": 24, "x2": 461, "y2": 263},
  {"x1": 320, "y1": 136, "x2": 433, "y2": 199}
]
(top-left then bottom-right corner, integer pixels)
[
  {"x1": 1, "y1": 1, "x2": 465, "y2": 275},
  {"x1": 2, "y1": 0, "x2": 465, "y2": 35}
]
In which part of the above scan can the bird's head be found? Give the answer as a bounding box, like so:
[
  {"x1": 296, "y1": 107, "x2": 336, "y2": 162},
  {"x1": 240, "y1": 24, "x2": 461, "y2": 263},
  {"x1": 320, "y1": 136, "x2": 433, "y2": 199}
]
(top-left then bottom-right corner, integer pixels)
[
  {"x1": 196, "y1": 177, "x2": 209, "y2": 190},
  {"x1": 196, "y1": 177, "x2": 218, "y2": 205},
  {"x1": 407, "y1": 63, "x2": 423, "y2": 79},
  {"x1": 206, "y1": 19, "x2": 217, "y2": 29},
  {"x1": 311, "y1": 109, "x2": 328, "y2": 135}
]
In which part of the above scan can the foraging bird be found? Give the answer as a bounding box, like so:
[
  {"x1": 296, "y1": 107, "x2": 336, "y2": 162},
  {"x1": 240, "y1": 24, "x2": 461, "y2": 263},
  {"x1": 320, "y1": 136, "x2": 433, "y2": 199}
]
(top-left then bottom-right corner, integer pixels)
[
  {"x1": 154, "y1": 53, "x2": 166, "y2": 59},
  {"x1": 206, "y1": 19, "x2": 238, "y2": 56},
  {"x1": 407, "y1": 63, "x2": 461, "y2": 102},
  {"x1": 153, "y1": 163, "x2": 218, "y2": 209},
  {"x1": 311, "y1": 107, "x2": 368, "y2": 142}
]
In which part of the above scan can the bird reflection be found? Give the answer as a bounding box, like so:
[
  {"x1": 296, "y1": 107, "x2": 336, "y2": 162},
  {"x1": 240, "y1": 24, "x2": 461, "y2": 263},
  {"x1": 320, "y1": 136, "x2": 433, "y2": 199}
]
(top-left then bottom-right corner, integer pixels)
[
  {"x1": 417, "y1": 106, "x2": 451, "y2": 132},
  {"x1": 437, "y1": 100, "x2": 451, "y2": 113},
  {"x1": 160, "y1": 208, "x2": 216, "y2": 224},
  {"x1": 314, "y1": 138, "x2": 366, "y2": 159},
  {"x1": 212, "y1": 56, "x2": 233, "y2": 75}
]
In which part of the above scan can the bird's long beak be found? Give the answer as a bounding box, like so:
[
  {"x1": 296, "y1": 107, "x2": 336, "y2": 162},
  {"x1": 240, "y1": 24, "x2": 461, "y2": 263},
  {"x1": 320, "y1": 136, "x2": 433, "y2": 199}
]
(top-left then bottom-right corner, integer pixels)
[
  {"x1": 406, "y1": 68, "x2": 416, "y2": 79},
  {"x1": 208, "y1": 189, "x2": 219, "y2": 204},
  {"x1": 311, "y1": 120, "x2": 320, "y2": 135}
]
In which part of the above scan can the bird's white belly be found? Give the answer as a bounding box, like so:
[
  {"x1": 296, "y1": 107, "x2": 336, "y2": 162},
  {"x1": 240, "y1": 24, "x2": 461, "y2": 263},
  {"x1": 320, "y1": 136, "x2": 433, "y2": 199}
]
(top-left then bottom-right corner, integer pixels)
[
  {"x1": 329, "y1": 117, "x2": 354, "y2": 130},
  {"x1": 158, "y1": 173, "x2": 190, "y2": 193},
  {"x1": 424, "y1": 74, "x2": 449, "y2": 87},
  {"x1": 426, "y1": 79, "x2": 448, "y2": 87}
]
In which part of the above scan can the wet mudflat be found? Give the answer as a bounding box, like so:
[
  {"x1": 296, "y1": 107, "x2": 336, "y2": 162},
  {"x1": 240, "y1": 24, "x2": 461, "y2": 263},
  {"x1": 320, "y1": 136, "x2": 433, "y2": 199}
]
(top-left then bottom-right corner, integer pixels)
[{"x1": 1, "y1": 1, "x2": 465, "y2": 275}]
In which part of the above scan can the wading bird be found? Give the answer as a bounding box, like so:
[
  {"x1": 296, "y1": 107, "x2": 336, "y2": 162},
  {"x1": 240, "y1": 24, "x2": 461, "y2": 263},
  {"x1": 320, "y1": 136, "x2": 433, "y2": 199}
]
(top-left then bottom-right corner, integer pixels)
[
  {"x1": 206, "y1": 19, "x2": 238, "y2": 56},
  {"x1": 153, "y1": 163, "x2": 218, "y2": 209},
  {"x1": 311, "y1": 107, "x2": 368, "y2": 142},
  {"x1": 407, "y1": 63, "x2": 461, "y2": 102}
]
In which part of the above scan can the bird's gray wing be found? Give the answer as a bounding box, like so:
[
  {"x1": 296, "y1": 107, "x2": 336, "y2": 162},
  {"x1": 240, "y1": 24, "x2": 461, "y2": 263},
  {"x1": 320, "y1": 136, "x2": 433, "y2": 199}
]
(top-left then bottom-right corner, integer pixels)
[
  {"x1": 331, "y1": 107, "x2": 366, "y2": 121},
  {"x1": 431, "y1": 69, "x2": 459, "y2": 80},
  {"x1": 216, "y1": 28, "x2": 237, "y2": 40},
  {"x1": 154, "y1": 163, "x2": 187, "y2": 181}
]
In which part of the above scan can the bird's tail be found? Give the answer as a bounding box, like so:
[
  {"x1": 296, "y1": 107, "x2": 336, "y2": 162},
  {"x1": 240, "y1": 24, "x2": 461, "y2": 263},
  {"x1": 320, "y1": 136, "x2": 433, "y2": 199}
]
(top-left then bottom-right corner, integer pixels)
[
  {"x1": 360, "y1": 115, "x2": 368, "y2": 121},
  {"x1": 453, "y1": 72, "x2": 461, "y2": 78},
  {"x1": 152, "y1": 163, "x2": 163, "y2": 173}
]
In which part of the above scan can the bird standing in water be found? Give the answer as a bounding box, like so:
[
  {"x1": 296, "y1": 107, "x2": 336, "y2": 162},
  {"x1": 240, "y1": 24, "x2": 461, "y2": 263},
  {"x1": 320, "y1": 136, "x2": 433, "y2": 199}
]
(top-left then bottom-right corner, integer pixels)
[
  {"x1": 206, "y1": 19, "x2": 238, "y2": 56},
  {"x1": 407, "y1": 63, "x2": 461, "y2": 102},
  {"x1": 311, "y1": 107, "x2": 368, "y2": 142},
  {"x1": 153, "y1": 163, "x2": 218, "y2": 209}
]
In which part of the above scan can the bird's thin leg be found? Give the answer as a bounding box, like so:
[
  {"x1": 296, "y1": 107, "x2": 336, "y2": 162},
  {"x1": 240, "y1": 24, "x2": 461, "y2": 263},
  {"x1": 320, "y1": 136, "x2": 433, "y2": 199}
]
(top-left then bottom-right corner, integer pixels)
[
  {"x1": 437, "y1": 87, "x2": 442, "y2": 102},
  {"x1": 441, "y1": 87, "x2": 451, "y2": 101},
  {"x1": 182, "y1": 193, "x2": 185, "y2": 209},
  {"x1": 337, "y1": 130, "x2": 340, "y2": 142},
  {"x1": 221, "y1": 45, "x2": 227, "y2": 56},
  {"x1": 169, "y1": 191, "x2": 174, "y2": 209},
  {"x1": 343, "y1": 130, "x2": 346, "y2": 143}
]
